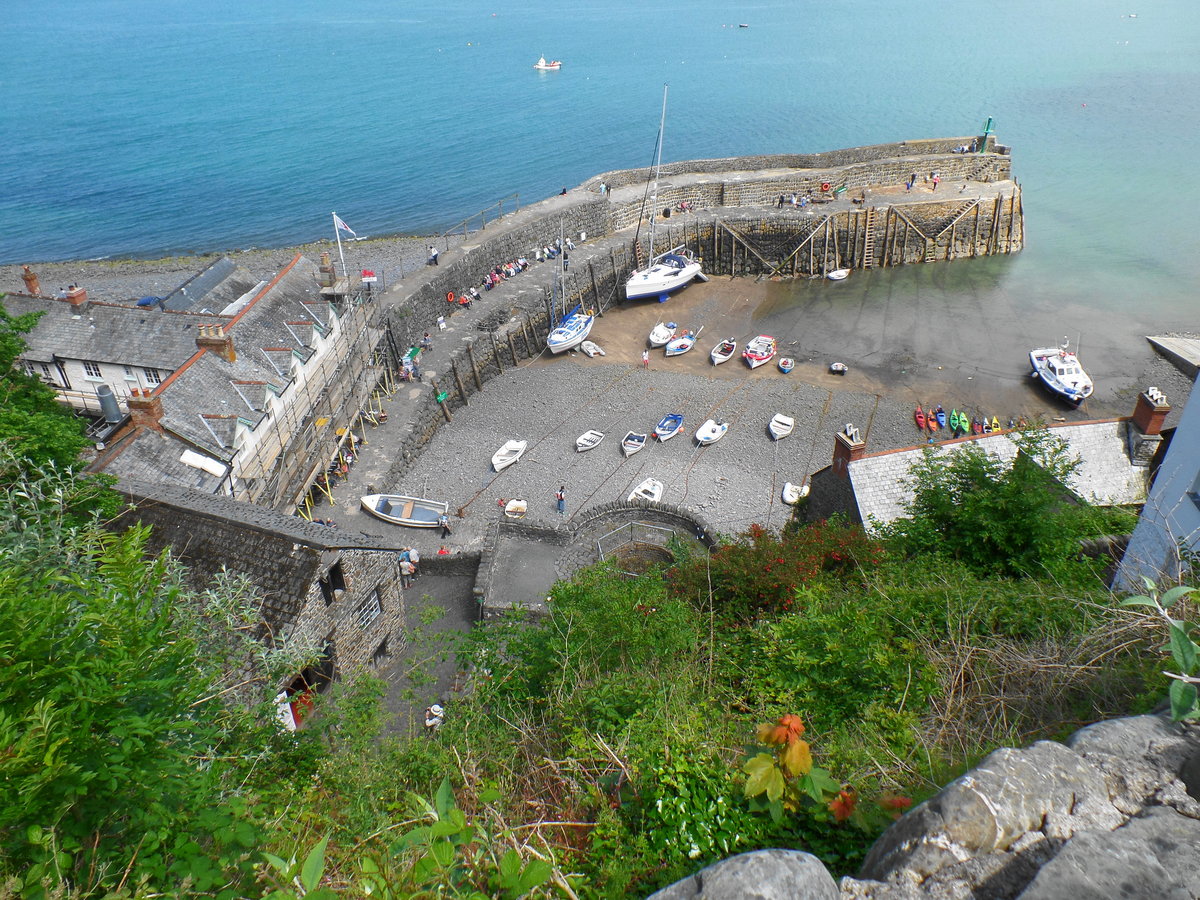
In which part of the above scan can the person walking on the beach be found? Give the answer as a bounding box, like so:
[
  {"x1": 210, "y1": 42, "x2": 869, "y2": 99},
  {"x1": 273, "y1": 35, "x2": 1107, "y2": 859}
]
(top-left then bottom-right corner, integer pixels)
[
  {"x1": 428, "y1": 245, "x2": 439, "y2": 266},
  {"x1": 931, "y1": 173, "x2": 940, "y2": 191},
  {"x1": 555, "y1": 485, "x2": 566, "y2": 515},
  {"x1": 438, "y1": 512, "x2": 452, "y2": 538},
  {"x1": 642, "y1": 349, "x2": 649, "y2": 369}
]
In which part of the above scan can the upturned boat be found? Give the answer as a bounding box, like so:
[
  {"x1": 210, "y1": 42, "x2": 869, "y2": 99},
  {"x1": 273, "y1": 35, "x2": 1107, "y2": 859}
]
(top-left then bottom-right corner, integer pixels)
[
  {"x1": 1029, "y1": 340, "x2": 1093, "y2": 404},
  {"x1": 742, "y1": 335, "x2": 777, "y2": 369}
]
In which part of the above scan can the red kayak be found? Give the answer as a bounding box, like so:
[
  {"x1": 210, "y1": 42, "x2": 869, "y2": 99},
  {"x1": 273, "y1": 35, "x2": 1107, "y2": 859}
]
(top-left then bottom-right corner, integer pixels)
[{"x1": 914, "y1": 404, "x2": 926, "y2": 430}]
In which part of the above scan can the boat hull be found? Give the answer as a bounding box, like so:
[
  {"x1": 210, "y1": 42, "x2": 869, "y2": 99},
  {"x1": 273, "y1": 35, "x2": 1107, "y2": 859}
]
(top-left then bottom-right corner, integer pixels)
[
  {"x1": 547, "y1": 307, "x2": 594, "y2": 354},
  {"x1": 768, "y1": 414, "x2": 794, "y2": 440},
  {"x1": 654, "y1": 414, "x2": 683, "y2": 441},
  {"x1": 361, "y1": 494, "x2": 448, "y2": 528},
  {"x1": 695, "y1": 419, "x2": 728, "y2": 444},
  {"x1": 626, "y1": 258, "x2": 703, "y2": 300},
  {"x1": 492, "y1": 440, "x2": 528, "y2": 471}
]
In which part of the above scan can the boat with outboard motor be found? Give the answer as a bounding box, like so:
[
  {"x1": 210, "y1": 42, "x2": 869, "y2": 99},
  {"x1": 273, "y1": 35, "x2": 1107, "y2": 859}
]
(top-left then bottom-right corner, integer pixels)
[
  {"x1": 1029, "y1": 339, "x2": 1093, "y2": 404},
  {"x1": 743, "y1": 335, "x2": 777, "y2": 369},
  {"x1": 649, "y1": 321, "x2": 676, "y2": 347},
  {"x1": 533, "y1": 56, "x2": 561, "y2": 70}
]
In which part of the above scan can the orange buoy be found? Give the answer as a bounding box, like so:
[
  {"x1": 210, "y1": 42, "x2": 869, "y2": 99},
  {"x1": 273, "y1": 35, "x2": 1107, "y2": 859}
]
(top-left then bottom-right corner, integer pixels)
[{"x1": 446, "y1": 291, "x2": 456, "y2": 303}]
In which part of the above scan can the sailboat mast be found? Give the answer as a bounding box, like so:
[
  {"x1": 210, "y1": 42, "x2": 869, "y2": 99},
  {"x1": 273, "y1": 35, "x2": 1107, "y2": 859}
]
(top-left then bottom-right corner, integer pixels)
[{"x1": 648, "y1": 84, "x2": 668, "y2": 261}]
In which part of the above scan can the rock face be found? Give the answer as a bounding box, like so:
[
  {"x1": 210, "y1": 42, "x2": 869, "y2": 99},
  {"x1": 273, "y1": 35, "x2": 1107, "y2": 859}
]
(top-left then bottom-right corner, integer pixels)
[
  {"x1": 646, "y1": 849, "x2": 839, "y2": 900},
  {"x1": 648, "y1": 715, "x2": 1200, "y2": 900}
]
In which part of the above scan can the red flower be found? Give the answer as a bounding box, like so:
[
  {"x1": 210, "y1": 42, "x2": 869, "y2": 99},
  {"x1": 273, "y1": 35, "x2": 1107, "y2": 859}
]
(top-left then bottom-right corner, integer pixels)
[{"x1": 829, "y1": 789, "x2": 857, "y2": 822}]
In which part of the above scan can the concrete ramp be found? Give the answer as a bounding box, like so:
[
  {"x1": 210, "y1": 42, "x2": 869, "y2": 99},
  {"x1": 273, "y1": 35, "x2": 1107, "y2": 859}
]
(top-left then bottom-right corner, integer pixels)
[{"x1": 1147, "y1": 335, "x2": 1200, "y2": 378}]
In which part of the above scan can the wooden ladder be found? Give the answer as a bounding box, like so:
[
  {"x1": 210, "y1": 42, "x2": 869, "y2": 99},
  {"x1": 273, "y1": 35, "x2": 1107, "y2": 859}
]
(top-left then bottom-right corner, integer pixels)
[
  {"x1": 924, "y1": 199, "x2": 977, "y2": 262},
  {"x1": 861, "y1": 207, "x2": 878, "y2": 268}
]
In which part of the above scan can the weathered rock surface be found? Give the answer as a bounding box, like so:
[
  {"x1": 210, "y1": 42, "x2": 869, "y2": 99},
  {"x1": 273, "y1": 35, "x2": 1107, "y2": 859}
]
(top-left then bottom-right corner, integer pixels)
[
  {"x1": 646, "y1": 849, "x2": 839, "y2": 900},
  {"x1": 647, "y1": 715, "x2": 1200, "y2": 900}
]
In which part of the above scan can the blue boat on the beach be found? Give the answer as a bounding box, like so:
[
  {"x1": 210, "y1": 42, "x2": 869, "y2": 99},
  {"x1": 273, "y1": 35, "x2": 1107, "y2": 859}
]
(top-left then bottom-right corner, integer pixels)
[{"x1": 654, "y1": 413, "x2": 684, "y2": 441}]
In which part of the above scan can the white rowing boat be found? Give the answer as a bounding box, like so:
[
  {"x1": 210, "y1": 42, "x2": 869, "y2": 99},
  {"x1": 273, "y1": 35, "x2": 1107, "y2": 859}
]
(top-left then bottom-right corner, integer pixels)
[
  {"x1": 576, "y1": 430, "x2": 605, "y2": 452},
  {"x1": 768, "y1": 414, "x2": 794, "y2": 440},
  {"x1": 628, "y1": 477, "x2": 664, "y2": 503},
  {"x1": 492, "y1": 439, "x2": 528, "y2": 472}
]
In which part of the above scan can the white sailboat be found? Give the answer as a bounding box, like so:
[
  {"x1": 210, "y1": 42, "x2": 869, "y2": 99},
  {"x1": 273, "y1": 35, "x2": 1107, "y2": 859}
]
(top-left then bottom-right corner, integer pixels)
[{"x1": 625, "y1": 86, "x2": 705, "y2": 301}]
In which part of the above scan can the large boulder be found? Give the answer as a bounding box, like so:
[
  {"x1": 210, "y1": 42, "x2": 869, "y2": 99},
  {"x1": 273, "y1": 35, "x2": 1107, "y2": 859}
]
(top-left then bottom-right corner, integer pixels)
[{"x1": 646, "y1": 849, "x2": 838, "y2": 900}]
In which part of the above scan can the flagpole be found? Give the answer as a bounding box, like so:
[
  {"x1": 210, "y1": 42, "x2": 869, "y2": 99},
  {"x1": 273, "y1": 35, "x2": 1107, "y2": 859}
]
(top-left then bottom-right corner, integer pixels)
[{"x1": 332, "y1": 212, "x2": 348, "y2": 287}]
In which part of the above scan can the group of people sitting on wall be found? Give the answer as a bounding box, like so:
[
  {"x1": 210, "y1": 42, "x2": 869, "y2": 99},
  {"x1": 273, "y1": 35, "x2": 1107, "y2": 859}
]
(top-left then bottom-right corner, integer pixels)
[{"x1": 449, "y1": 236, "x2": 581, "y2": 311}]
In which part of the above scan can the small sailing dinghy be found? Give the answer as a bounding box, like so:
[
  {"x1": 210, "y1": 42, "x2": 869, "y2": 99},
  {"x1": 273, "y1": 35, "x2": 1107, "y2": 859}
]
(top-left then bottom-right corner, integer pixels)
[
  {"x1": 710, "y1": 338, "x2": 737, "y2": 365},
  {"x1": 649, "y1": 321, "x2": 677, "y2": 347},
  {"x1": 576, "y1": 430, "x2": 605, "y2": 452},
  {"x1": 580, "y1": 340, "x2": 606, "y2": 358},
  {"x1": 654, "y1": 413, "x2": 684, "y2": 441},
  {"x1": 492, "y1": 439, "x2": 528, "y2": 472},
  {"x1": 361, "y1": 494, "x2": 449, "y2": 528},
  {"x1": 664, "y1": 325, "x2": 703, "y2": 357},
  {"x1": 768, "y1": 414, "x2": 794, "y2": 440},
  {"x1": 778, "y1": 357, "x2": 795, "y2": 373},
  {"x1": 628, "y1": 477, "x2": 664, "y2": 503},
  {"x1": 781, "y1": 482, "x2": 810, "y2": 505},
  {"x1": 621, "y1": 431, "x2": 648, "y2": 457},
  {"x1": 695, "y1": 419, "x2": 729, "y2": 445},
  {"x1": 743, "y1": 335, "x2": 777, "y2": 369}
]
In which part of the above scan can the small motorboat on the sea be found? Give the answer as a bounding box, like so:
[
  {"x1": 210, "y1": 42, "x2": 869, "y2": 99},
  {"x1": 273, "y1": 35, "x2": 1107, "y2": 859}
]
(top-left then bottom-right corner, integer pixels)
[
  {"x1": 649, "y1": 321, "x2": 677, "y2": 347},
  {"x1": 628, "y1": 477, "x2": 664, "y2": 503},
  {"x1": 768, "y1": 414, "x2": 794, "y2": 440},
  {"x1": 710, "y1": 338, "x2": 737, "y2": 365},
  {"x1": 1029, "y1": 339, "x2": 1093, "y2": 404},
  {"x1": 695, "y1": 419, "x2": 729, "y2": 445},
  {"x1": 492, "y1": 439, "x2": 528, "y2": 472},
  {"x1": 621, "y1": 431, "x2": 648, "y2": 457},
  {"x1": 654, "y1": 413, "x2": 684, "y2": 441},
  {"x1": 743, "y1": 335, "x2": 777, "y2": 369},
  {"x1": 533, "y1": 56, "x2": 562, "y2": 70},
  {"x1": 576, "y1": 430, "x2": 605, "y2": 452},
  {"x1": 361, "y1": 493, "x2": 449, "y2": 528}
]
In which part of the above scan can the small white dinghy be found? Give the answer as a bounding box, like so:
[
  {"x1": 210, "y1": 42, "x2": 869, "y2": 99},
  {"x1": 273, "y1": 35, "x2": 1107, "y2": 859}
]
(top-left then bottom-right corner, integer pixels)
[
  {"x1": 492, "y1": 439, "x2": 528, "y2": 472},
  {"x1": 503, "y1": 498, "x2": 528, "y2": 518},
  {"x1": 826, "y1": 268, "x2": 850, "y2": 281},
  {"x1": 621, "y1": 431, "x2": 648, "y2": 457},
  {"x1": 695, "y1": 419, "x2": 729, "y2": 445},
  {"x1": 580, "y1": 340, "x2": 606, "y2": 358},
  {"x1": 576, "y1": 430, "x2": 605, "y2": 452},
  {"x1": 648, "y1": 321, "x2": 677, "y2": 347},
  {"x1": 781, "y1": 482, "x2": 810, "y2": 505},
  {"x1": 710, "y1": 338, "x2": 737, "y2": 365},
  {"x1": 628, "y1": 477, "x2": 664, "y2": 503},
  {"x1": 768, "y1": 414, "x2": 795, "y2": 440},
  {"x1": 361, "y1": 494, "x2": 449, "y2": 528}
]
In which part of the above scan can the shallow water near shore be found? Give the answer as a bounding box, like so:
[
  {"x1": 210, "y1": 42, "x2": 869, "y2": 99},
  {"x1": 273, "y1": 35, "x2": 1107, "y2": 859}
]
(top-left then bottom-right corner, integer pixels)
[{"x1": 6, "y1": 0, "x2": 1199, "y2": 344}]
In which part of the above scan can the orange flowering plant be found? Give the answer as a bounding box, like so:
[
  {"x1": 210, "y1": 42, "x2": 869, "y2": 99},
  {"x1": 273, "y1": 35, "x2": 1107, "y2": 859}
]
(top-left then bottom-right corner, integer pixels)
[{"x1": 741, "y1": 714, "x2": 843, "y2": 823}]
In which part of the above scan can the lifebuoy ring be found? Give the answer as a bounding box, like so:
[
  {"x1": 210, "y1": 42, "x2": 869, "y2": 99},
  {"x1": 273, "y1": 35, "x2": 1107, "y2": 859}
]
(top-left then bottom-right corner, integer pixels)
[
  {"x1": 446, "y1": 291, "x2": 455, "y2": 303},
  {"x1": 820, "y1": 182, "x2": 831, "y2": 192}
]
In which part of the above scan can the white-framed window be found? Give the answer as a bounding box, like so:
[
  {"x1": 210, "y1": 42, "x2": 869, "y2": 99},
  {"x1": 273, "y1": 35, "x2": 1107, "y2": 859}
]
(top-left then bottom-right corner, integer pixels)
[
  {"x1": 355, "y1": 588, "x2": 382, "y2": 629},
  {"x1": 23, "y1": 362, "x2": 36, "y2": 377},
  {"x1": 40, "y1": 364, "x2": 51, "y2": 380},
  {"x1": 123, "y1": 365, "x2": 138, "y2": 381},
  {"x1": 143, "y1": 367, "x2": 162, "y2": 385},
  {"x1": 83, "y1": 360, "x2": 103, "y2": 379}
]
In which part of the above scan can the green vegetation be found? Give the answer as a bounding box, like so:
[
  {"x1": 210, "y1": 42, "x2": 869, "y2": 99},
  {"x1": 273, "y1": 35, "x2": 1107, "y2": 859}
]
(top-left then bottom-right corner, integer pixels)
[{"x1": 0, "y1": 323, "x2": 1177, "y2": 897}]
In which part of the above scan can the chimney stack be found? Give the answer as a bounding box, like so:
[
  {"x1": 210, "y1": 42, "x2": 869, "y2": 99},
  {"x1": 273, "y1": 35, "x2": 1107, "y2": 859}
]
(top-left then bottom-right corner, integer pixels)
[
  {"x1": 126, "y1": 387, "x2": 164, "y2": 432},
  {"x1": 318, "y1": 251, "x2": 336, "y2": 287},
  {"x1": 196, "y1": 323, "x2": 237, "y2": 363},
  {"x1": 64, "y1": 284, "x2": 88, "y2": 308},
  {"x1": 21, "y1": 265, "x2": 40, "y2": 297},
  {"x1": 1128, "y1": 387, "x2": 1170, "y2": 467},
  {"x1": 832, "y1": 424, "x2": 866, "y2": 479}
]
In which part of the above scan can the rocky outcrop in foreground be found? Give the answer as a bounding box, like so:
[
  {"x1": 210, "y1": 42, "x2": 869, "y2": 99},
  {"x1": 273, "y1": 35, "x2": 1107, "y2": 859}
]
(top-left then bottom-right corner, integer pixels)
[{"x1": 649, "y1": 714, "x2": 1200, "y2": 899}]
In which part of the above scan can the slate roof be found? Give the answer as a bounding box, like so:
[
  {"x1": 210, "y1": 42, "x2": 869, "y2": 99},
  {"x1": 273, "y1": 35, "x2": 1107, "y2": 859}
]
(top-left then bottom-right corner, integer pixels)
[
  {"x1": 162, "y1": 256, "x2": 264, "y2": 313},
  {"x1": 99, "y1": 255, "x2": 337, "y2": 483},
  {"x1": 1, "y1": 293, "x2": 230, "y2": 369},
  {"x1": 848, "y1": 420, "x2": 1148, "y2": 531}
]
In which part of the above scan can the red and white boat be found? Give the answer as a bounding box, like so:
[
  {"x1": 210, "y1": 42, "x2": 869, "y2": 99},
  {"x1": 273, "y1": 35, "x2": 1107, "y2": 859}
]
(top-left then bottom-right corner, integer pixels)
[
  {"x1": 533, "y1": 56, "x2": 562, "y2": 70},
  {"x1": 742, "y1": 335, "x2": 777, "y2": 369}
]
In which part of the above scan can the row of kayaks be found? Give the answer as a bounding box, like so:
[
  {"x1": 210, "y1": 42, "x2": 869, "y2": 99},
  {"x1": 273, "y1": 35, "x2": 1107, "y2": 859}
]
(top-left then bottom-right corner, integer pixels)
[{"x1": 915, "y1": 405, "x2": 1006, "y2": 436}]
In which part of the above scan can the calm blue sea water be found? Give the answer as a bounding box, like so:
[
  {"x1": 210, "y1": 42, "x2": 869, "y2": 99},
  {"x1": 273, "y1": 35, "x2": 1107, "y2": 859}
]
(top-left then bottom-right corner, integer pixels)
[{"x1": 3, "y1": 0, "x2": 1199, "y2": 334}]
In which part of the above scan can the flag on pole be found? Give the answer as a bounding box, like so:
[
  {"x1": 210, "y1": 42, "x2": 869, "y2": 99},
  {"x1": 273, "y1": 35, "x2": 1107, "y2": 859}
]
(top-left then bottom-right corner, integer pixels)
[{"x1": 333, "y1": 213, "x2": 356, "y2": 237}]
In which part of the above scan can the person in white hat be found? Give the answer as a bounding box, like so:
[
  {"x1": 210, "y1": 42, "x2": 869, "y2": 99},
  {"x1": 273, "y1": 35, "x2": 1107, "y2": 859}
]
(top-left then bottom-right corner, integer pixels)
[{"x1": 424, "y1": 704, "x2": 444, "y2": 732}]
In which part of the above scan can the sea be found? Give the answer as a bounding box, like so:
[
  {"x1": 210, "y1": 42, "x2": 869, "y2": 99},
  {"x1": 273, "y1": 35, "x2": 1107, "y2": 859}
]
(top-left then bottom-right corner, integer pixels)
[{"x1": 4, "y1": 0, "x2": 1199, "y2": 354}]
